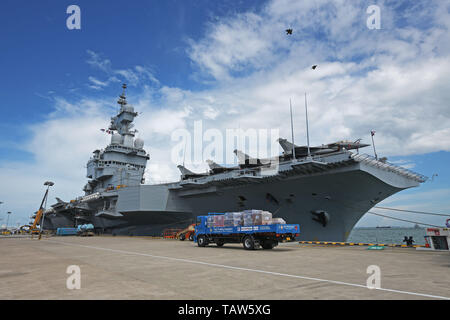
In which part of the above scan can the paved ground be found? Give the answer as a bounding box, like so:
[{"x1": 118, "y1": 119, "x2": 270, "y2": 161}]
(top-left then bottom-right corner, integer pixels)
[{"x1": 0, "y1": 236, "x2": 449, "y2": 300}]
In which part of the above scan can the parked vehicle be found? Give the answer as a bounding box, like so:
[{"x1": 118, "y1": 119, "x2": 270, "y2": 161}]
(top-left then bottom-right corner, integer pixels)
[
  {"x1": 177, "y1": 224, "x2": 196, "y2": 241},
  {"x1": 77, "y1": 224, "x2": 95, "y2": 237},
  {"x1": 195, "y1": 211, "x2": 300, "y2": 250}
]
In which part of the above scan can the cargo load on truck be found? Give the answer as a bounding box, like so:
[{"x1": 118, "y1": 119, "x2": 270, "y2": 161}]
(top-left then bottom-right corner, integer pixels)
[
  {"x1": 195, "y1": 210, "x2": 299, "y2": 250},
  {"x1": 207, "y1": 210, "x2": 285, "y2": 228}
]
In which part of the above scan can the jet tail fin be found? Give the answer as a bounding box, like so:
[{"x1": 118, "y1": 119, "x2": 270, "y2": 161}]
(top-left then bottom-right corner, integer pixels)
[
  {"x1": 177, "y1": 165, "x2": 197, "y2": 176},
  {"x1": 278, "y1": 138, "x2": 298, "y2": 153},
  {"x1": 206, "y1": 160, "x2": 222, "y2": 170},
  {"x1": 55, "y1": 197, "x2": 65, "y2": 204},
  {"x1": 233, "y1": 150, "x2": 260, "y2": 166}
]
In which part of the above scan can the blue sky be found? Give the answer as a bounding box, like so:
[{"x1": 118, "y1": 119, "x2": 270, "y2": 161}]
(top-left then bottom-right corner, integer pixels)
[
  {"x1": 0, "y1": 0, "x2": 262, "y2": 154},
  {"x1": 1, "y1": 0, "x2": 450, "y2": 228}
]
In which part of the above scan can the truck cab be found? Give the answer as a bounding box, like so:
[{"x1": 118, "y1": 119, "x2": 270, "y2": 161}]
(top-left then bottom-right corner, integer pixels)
[{"x1": 195, "y1": 215, "x2": 210, "y2": 236}]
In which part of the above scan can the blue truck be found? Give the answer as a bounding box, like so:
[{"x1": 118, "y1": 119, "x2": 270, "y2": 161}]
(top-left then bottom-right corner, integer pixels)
[{"x1": 195, "y1": 213, "x2": 300, "y2": 250}]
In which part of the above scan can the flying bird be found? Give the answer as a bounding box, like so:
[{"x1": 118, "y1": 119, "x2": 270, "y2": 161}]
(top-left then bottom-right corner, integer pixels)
[
  {"x1": 312, "y1": 65, "x2": 318, "y2": 70},
  {"x1": 286, "y1": 28, "x2": 293, "y2": 35}
]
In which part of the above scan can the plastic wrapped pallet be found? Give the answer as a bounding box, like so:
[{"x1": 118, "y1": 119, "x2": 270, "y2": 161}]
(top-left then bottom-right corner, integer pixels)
[
  {"x1": 272, "y1": 217, "x2": 286, "y2": 225},
  {"x1": 261, "y1": 211, "x2": 273, "y2": 225},
  {"x1": 223, "y1": 212, "x2": 234, "y2": 227},
  {"x1": 207, "y1": 216, "x2": 215, "y2": 228},
  {"x1": 232, "y1": 212, "x2": 243, "y2": 226},
  {"x1": 243, "y1": 211, "x2": 253, "y2": 226},
  {"x1": 213, "y1": 215, "x2": 225, "y2": 227},
  {"x1": 242, "y1": 209, "x2": 264, "y2": 226},
  {"x1": 252, "y1": 212, "x2": 263, "y2": 225}
]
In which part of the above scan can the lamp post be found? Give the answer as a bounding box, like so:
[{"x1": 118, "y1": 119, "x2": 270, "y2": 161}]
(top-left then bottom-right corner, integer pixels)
[
  {"x1": 39, "y1": 181, "x2": 54, "y2": 239},
  {"x1": 0, "y1": 201, "x2": 3, "y2": 229},
  {"x1": 6, "y1": 212, "x2": 11, "y2": 230}
]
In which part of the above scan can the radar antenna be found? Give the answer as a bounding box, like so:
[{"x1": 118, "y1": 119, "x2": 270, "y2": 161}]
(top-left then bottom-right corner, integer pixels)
[{"x1": 117, "y1": 83, "x2": 128, "y2": 107}]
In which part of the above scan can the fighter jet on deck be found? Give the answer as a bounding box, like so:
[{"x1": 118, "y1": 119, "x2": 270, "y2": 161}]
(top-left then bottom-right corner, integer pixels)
[
  {"x1": 327, "y1": 139, "x2": 370, "y2": 151},
  {"x1": 233, "y1": 150, "x2": 279, "y2": 169},
  {"x1": 206, "y1": 160, "x2": 239, "y2": 174},
  {"x1": 177, "y1": 165, "x2": 209, "y2": 180},
  {"x1": 278, "y1": 138, "x2": 333, "y2": 156},
  {"x1": 233, "y1": 150, "x2": 263, "y2": 168},
  {"x1": 278, "y1": 138, "x2": 370, "y2": 157}
]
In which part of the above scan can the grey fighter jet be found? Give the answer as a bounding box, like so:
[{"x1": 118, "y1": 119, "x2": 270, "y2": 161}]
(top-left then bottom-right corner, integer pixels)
[{"x1": 278, "y1": 138, "x2": 370, "y2": 157}]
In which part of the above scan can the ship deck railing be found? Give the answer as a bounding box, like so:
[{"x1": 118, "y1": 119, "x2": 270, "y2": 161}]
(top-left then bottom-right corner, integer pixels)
[{"x1": 351, "y1": 153, "x2": 428, "y2": 183}]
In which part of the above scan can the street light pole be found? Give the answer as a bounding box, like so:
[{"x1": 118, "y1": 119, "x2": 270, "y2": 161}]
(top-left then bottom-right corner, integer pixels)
[
  {"x1": 0, "y1": 202, "x2": 3, "y2": 228},
  {"x1": 39, "y1": 181, "x2": 54, "y2": 239},
  {"x1": 6, "y1": 212, "x2": 11, "y2": 230}
]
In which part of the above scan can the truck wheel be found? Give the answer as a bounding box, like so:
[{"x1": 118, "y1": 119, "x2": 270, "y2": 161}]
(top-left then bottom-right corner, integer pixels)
[
  {"x1": 243, "y1": 236, "x2": 255, "y2": 250},
  {"x1": 197, "y1": 235, "x2": 207, "y2": 247},
  {"x1": 189, "y1": 234, "x2": 194, "y2": 241},
  {"x1": 216, "y1": 240, "x2": 224, "y2": 247},
  {"x1": 179, "y1": 234, "x2": 186, "y2": 241},
  {"x1": 262, "y1": 241, "x2": 274, "y2": 250}
]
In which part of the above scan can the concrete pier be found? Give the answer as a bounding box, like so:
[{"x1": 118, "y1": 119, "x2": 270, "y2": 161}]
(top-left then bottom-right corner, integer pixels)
[{"x1": 0, "y1": 236, "x2": 449, "y2": 300}]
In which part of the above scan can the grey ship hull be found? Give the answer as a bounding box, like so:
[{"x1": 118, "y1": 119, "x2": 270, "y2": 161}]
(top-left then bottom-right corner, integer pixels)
[{"x1": 44, "y1": 152, "x2": 424, "y2": 241}]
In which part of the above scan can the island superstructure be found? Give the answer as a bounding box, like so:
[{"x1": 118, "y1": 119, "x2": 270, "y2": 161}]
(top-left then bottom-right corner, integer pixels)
[{"x1": 42, "y1": 85, "x2": 427, "y2": 241}]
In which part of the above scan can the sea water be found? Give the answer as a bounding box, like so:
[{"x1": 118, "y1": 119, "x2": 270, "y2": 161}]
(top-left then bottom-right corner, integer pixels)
[{"x1": 348, "y1": 227, "x2": 426, "y2": 245}]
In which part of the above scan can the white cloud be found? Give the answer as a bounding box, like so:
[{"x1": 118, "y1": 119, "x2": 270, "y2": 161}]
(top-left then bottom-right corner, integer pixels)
[
  {"x1": 86, "y1": 50, "x2": 159, "y2": 88},
  {"x1": 87, "y1": 75, "x2": 122, "y2": 90},
  {"x1": 86, "y1": 50, "x2": 112, "y2": 72}
]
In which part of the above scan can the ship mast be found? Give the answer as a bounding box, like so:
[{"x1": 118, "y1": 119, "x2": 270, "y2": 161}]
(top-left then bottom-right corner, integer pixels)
[
  {"x1": 290, "y1": 99, "x2": 296, "y2": 159},
  {"x1": 305, "y1": 92, "x2": 312, "y2": 159},
  {"x1": 118, "y1": 83, "x2": 127, "y2": 107}
]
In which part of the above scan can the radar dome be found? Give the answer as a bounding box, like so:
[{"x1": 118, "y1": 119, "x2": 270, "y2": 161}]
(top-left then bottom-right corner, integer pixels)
[
  {"x1": 134, "y1": 138, "x2": 144, "y2": 149},
  {"x1": 111, "y1": 134, "x2": 122, "y2": 145}
]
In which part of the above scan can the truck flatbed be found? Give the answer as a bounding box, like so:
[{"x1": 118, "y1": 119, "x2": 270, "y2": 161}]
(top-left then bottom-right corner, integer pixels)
[
  {"x1": 201, "y1": 224, "x2": 299, "y2": 235},
  {"x1": 195, "y1": 213, "x2": 300, "y2": 250}
]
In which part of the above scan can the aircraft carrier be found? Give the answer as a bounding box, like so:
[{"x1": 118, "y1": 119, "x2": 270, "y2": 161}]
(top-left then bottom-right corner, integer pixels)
[{"x1": 42, "y1": 84, "x2": 428, "y2": 241}]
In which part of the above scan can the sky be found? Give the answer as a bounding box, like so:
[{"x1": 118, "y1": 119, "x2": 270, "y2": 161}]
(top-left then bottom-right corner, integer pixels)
[{"x1": 1, "y1": 0, "x2": 450, "y2": 228}]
